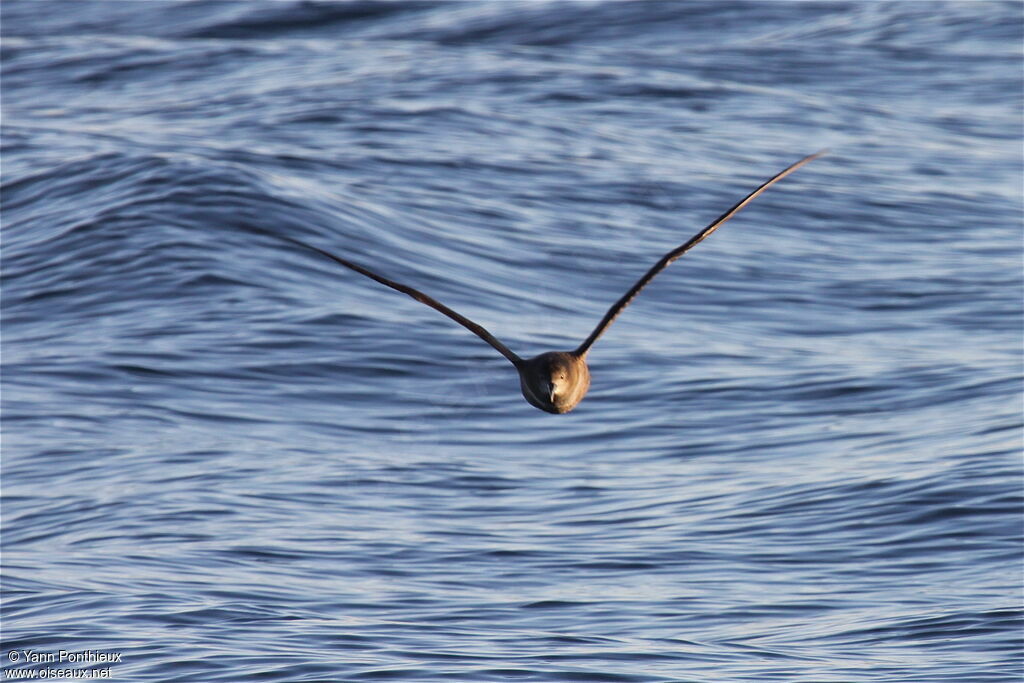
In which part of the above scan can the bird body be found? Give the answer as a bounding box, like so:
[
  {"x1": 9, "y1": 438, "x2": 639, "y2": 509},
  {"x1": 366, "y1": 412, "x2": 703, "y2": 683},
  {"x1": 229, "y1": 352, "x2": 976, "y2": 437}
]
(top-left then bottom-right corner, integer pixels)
[
  {"x1": 516, "y1": 351, "x2": 591, "y2": 414},
  {"x1": 282, "y1": 151, "x2": 824, "y2": 414}
]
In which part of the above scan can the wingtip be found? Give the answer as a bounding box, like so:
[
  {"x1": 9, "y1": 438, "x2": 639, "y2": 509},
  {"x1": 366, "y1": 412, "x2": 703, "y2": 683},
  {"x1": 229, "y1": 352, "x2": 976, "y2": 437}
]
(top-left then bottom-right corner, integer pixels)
[{"x1": 783, "y1": 149, "x2": 828, "y2": 175}]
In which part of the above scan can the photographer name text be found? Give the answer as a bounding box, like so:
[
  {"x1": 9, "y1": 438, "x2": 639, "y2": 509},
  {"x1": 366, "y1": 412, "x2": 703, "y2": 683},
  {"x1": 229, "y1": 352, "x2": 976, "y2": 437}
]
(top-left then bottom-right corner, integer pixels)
[{"x1": 9, "y1": 652, "x2": 120, "y2": 665}]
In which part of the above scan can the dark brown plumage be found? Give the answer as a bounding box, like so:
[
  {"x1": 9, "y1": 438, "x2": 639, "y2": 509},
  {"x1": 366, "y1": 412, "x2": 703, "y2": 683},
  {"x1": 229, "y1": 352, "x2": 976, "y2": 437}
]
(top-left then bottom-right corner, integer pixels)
[{"x1": 284, "y1": 151, "x2": 824, "y2": 414}]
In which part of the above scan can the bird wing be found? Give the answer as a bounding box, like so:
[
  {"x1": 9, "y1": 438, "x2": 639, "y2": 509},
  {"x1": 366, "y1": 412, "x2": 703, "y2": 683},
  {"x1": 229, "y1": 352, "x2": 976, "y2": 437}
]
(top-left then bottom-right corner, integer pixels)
[
  {"x1": 574, "y1": 150, "x2": 826, "y2": 357},
  {"x1": 282, "y1": 236, "x2": 523, "y2": 366}
]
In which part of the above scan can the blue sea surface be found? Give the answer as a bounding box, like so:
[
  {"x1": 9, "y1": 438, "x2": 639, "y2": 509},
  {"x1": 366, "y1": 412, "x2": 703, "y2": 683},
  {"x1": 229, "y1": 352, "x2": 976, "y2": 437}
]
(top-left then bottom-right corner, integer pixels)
[{"x1": 2, "y1": 1, "x2": 1021, "y2": 681}]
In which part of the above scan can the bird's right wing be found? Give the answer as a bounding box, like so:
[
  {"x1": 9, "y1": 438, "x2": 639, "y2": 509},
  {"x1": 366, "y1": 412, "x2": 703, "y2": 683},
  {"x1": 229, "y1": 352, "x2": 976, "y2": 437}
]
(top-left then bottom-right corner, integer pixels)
[{"x1": 281, "y1": 236, "x2": 522, "y2": 366}]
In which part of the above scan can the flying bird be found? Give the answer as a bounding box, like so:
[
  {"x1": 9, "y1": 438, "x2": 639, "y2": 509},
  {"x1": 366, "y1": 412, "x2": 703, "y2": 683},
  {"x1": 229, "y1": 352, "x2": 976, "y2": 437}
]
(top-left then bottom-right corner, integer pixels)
[{"x1": 283, "y1": 151, "x2": 824, "y2": 414}]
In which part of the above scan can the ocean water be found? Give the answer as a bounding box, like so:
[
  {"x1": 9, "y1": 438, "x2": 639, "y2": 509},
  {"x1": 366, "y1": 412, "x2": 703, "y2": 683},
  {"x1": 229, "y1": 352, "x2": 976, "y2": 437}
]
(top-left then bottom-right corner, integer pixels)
[{"x1": 2, "y1": 1, "x2": 1021, "y2": 681}]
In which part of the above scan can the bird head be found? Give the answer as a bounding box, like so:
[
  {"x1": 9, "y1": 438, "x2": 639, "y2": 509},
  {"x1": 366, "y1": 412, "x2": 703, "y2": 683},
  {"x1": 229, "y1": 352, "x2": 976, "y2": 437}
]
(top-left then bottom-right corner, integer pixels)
[{"x1": 516, "y1": 351, "x2": 591, "y2": 414}]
